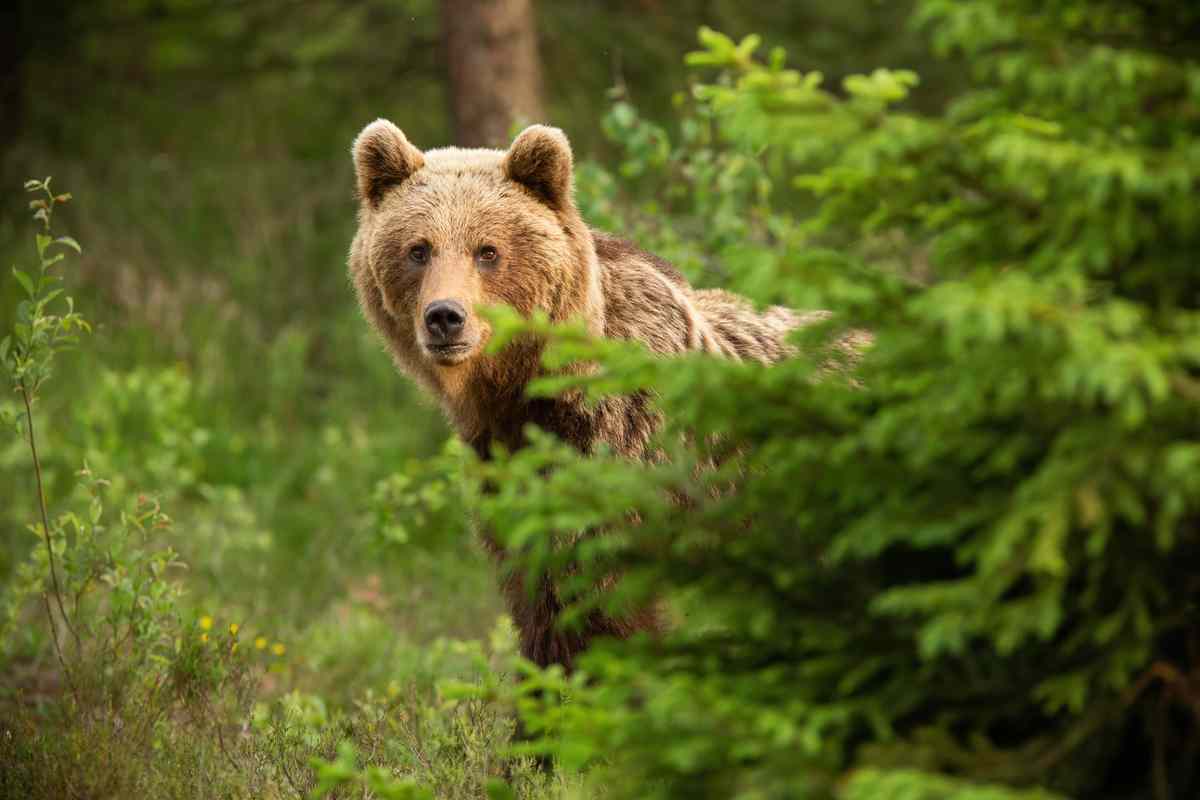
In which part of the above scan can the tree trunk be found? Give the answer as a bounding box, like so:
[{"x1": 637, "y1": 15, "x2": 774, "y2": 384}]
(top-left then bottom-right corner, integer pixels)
[
  {"x1": 0, "y1": 1, "x2": 29, "y2": 158},
  {"x1": 441, "y1": 0, "x2": 544, "y2": 148}
]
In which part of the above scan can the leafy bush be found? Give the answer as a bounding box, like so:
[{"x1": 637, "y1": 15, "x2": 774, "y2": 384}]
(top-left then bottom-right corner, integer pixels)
[
  {"x1": 0, "y1": 181, "x2": 265, "y2": 798},
  {"x1": 474, "y1": 3, "x2": 1200, "y2": 798}
]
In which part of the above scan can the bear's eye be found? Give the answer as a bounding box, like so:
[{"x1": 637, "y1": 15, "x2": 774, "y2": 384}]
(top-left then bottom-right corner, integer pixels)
[
  {"x1": 477, "y1": 245, "x2": 499, "y2": 265},
  {"x1": 408, "y1": 244, "x2": 429, "y2": 265}
]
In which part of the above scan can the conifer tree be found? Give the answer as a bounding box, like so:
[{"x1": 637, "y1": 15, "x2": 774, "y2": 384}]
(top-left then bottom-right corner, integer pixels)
[{"x1": 481, "y1": 2, "x2": 1200, "y2": 797}]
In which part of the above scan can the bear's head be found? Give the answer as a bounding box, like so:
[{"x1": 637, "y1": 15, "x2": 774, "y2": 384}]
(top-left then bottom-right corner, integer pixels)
[{"x1": 349, "y1": 120, "x2": 604, "y2": 403}]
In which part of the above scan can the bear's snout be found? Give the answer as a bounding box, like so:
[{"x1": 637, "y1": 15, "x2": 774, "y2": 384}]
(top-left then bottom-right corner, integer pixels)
[
  {"x1": 424, "y1": 300, "x2": 467, "y2": 341},
  {"x1": 421, "y1": 299, "x2": 476, "y2": 364}
]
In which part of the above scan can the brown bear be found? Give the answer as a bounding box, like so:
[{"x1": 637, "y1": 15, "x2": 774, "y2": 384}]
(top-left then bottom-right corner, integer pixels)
[{"x1": 348, "y1": 120, "x2": 815, "y2": 670}]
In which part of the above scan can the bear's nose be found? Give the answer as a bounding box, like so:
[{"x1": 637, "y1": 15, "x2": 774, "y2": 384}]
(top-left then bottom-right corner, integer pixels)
[{"x1": 424, "y1": 300, "x2": 467, "y2": 341}]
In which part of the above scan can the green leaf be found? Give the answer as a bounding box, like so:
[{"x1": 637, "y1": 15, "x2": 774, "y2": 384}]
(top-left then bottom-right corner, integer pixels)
[
  {"x1": 12, "y1": 268, "x2": 34, "y2": 298},
  {"x1": 52, "y1": 236, "x2": 82, "y2": 254},
  {"x1": 437, "y1": 679, "x2": 485, "y2": 701}
]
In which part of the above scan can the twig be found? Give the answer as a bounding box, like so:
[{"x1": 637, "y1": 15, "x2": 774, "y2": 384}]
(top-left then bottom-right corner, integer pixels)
[
  {"x1": 1153, "y1": 692, "x2": 1170, "y2": 800},
  {"x1": 21, "y1": 381, "x2": 81, "y2": 653},
  {"x1": 1031, "y1": 660, "x2": 1198, "y2": 775},
  {"x1": 211, "y1": 701, "x2": 245, "y2": 777},
  {"x1": 39, "y1": 591, "x2": 80, "y2": 707},
  {"x1": 278, "y1": 746, "x2": 307, "y2": 799}
]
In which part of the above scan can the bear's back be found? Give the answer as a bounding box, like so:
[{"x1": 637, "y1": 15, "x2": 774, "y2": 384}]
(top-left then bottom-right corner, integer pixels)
[
  {"x1": 593, "y1": 231, "x2": 688, "y2": 287},
  {"x1": 592, "y1": 230, "x2": 805, "y2": 364}
]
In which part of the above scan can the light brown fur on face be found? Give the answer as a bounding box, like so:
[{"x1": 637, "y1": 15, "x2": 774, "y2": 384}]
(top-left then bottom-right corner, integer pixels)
[{"x1": 349, "y1": 120, "x2": 814, "y2": 670}]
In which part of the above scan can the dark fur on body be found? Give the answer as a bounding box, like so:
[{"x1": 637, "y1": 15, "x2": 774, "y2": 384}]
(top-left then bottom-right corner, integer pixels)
[{"x1": 349, "y1": 120, "x2": 806, "y2": 669}]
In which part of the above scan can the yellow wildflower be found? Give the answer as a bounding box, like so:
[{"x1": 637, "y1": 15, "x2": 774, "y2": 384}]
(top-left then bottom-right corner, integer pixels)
[
  {"x1": 387, "y1": 681, "x2": 400, "y2": 698},
  {"x1": 199, "y1": 615, "x2": 213, "y2": 631},
  {"x1": 229, "y1": 623, "x2": 240, "y2": 637},
  {"x1": 201, "y1": 633, "x2": 209, "y2": 643},
  {"x1": 254, "y1": 636, "x2": 267, "y2": 650},
  {"x1": 231, "y1": 642, "x2": 239, "y2": 654},
  {"x1": 271, "y1": 642, "x2": 286, "y2": 656}
]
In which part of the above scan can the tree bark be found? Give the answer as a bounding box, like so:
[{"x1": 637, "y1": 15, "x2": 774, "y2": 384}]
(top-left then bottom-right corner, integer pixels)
[
  {"x1": 441, "y1": 0, "x2": 544, "y2": 148},
  {"x1": 0, "y1": 1, "x2": 29, "y2": 157}
]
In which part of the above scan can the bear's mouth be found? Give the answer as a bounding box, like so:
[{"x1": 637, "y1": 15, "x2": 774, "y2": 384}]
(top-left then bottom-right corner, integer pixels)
[{"x1": 425, "y1": 342, "x2": 474, "y2": 365}]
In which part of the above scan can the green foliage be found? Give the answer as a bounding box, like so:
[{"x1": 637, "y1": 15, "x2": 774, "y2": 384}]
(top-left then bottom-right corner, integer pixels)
[
  {"x1": 2, "y1": 185, "x2": 259, "y2": 797},
  {"x1": 2, "y1": 179, "x2": 89, "y2": 398},
  {"x1": 840, "y1": 770, "x2": 1066, "y2": 800},
  {"x1": 310, "y1": 741, "x2": 435, "y2": 800},
  {"x1": 470, "y1": 5, "x2": 1200, "y2": 799},
  {"x1": 0, "y1": 181, "x2": 567, "y2": 799},
  {"x1": 4, "y1": 2, "x2": 1198, "y2": 798}
]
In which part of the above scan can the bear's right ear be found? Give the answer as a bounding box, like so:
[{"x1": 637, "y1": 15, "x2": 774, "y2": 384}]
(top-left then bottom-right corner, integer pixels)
[{"x1": 352, "y1": 119, "x2": 424, "y2": 209}]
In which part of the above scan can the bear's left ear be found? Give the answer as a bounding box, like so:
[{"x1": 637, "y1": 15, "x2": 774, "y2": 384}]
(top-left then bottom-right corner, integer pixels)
[{"x1": 504, "y1": 125, "x2": 574, "y2": 211}]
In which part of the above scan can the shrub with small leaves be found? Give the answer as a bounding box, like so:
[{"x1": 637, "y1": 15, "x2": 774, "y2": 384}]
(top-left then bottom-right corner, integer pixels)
[
  {"x1": 0, "y1": 184, "x2": 263, "y2": 799},
  {"x1": 471, "y1": 4, "x2": 1200, "y2": 799},
  {"x1": 310, "y1": 741, "x2": 435, "y2": 800}
]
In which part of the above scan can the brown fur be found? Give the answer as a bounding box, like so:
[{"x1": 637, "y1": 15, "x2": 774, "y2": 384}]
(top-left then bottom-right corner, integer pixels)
[{"x1": 349, "y1": 120, "x2": 814, "y2": 670}]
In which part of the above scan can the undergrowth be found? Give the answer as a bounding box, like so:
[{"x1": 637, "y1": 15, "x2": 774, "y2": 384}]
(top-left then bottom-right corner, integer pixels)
[{"x1": 0, "y1": 181, "x2": 568, "y2": 799}]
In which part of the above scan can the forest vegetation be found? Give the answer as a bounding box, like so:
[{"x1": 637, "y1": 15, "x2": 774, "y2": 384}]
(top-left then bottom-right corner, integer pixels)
[{"x1": 1, "y1": 2, "x2": 1198, "y2": 798}]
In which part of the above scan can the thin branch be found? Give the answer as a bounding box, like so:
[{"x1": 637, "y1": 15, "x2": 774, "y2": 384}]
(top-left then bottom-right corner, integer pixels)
[
  {"x1": 39, "y1": 591, "x2": 80, "y2": 707},
  {"x1": 21, "y1": 381, "x2": 79, "y2": 652},
  {"x1": 213, "y1": 708, "x2": 245, "y2": 778},
  {"x1": 1030, "y1": 660, "x2": 1198, "y2": 775},
  {"x1": 278, "y1": 746, "x2": 307, "y2": 799}
]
